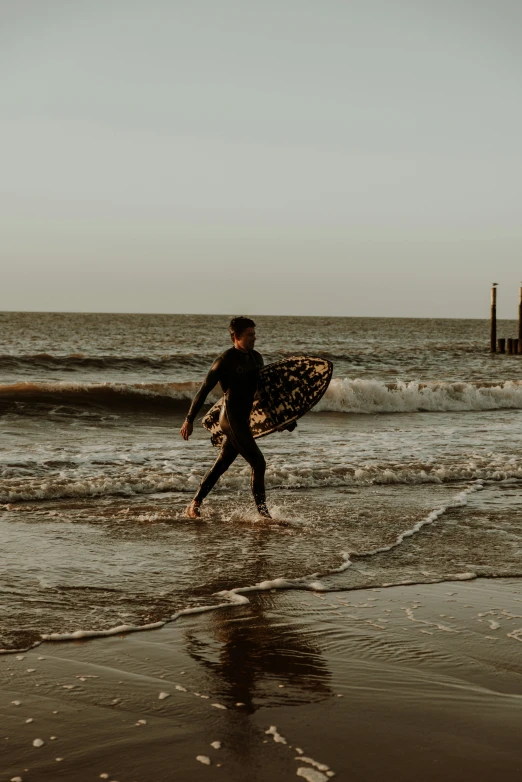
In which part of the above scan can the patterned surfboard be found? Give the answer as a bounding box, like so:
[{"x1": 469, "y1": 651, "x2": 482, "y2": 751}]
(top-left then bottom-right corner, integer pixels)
[{"x1": 201, "y1": 356, "x2": 333, "y2": 447}]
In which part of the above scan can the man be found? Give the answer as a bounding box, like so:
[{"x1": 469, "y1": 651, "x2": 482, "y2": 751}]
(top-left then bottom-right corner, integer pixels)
[{"x1": 180, "y1": 316, "x2": 271, "y2": 519}]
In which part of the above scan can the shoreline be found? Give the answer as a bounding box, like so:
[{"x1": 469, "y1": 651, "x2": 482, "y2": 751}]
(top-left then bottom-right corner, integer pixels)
[
  {"x1": 0, "y1": 570, "x2": 497, "y2": 658},
  {"x1": 2, "y1": 577, "x2": 522, "y2": 781}
]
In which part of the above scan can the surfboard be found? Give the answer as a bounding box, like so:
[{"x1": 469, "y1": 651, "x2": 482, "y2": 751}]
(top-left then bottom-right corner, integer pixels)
[{"x1": 201, "y1": 356, "x2": 333, "y2": 447}]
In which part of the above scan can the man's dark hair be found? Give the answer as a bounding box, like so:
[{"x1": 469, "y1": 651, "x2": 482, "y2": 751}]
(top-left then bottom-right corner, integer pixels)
[{"x1": 229, "y1": 316, "x2": 256, "y2": 341}]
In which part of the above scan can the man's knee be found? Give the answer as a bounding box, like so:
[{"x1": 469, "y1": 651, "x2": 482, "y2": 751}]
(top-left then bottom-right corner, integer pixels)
[
  {"x1": 253, "y1": 452, "x2": 266, "y2": 473},
  {"x1": 215, "y1": 454, "x2": 232, "y2": 476}
]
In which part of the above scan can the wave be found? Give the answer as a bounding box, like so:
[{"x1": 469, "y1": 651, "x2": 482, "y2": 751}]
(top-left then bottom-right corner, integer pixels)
[
  {"x1": 2, "y1": 458, "x2": 522, "y2": 504},
  {"x1": 0, "y1": 352, "x2": 218, "y2": 372},
  {"x1": 309, "y1": 343, "x2": 489, "y2": 360},
  {"x1": 0, "y1": 351, "x2": 296, "y2": 373},
  {"x1": 0, "y1": 342, "x2": 489, "y2": 373},
  {"x1": 3, "y1": 377, "x2": 522, "y2": 416},
  {"x1": 0, "y1": 380, "x2": 214, "y2": 411},
  {"x1": 316, "y1": 378, "x2": 522, "y2": 414}
]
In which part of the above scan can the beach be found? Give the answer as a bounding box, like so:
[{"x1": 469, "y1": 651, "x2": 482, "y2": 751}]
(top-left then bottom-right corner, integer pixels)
[
  {"x1": 2, "y1": 312, "x2": 522, "y2": 780},
  {"x1": 2, "y1": 579, "x2": 522, "y2": 781}
]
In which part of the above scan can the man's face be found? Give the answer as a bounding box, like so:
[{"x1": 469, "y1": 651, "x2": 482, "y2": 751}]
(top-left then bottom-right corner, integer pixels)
[{"x1": 235, "y1": 327, "x2": 256, "y2": 351}]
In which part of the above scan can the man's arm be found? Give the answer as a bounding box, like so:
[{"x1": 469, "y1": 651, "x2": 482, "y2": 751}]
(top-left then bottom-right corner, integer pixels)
[{"x1": 180, "y1": 358, "x2": 222, "y2": 441}]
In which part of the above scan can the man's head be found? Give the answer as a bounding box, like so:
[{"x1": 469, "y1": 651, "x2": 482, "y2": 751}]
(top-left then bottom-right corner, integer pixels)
[{"x1": 229, "y1": 316, "x2": 256, "y2": 352}]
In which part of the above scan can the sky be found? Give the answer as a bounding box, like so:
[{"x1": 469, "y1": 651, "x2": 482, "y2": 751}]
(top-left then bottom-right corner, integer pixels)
[{"x1": 2, "y1": 0, "x2": 522, "y2": 317}]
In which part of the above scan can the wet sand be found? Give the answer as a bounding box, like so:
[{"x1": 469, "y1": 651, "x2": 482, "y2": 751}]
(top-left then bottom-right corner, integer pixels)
[{"x1": 2, "y1": 578, "x2": 522, "y2": 782}]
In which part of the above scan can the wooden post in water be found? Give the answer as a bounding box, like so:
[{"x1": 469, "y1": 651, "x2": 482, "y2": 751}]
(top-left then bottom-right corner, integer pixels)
[
  {"x1": 498, "y1": 338, "x2": 506, "y2": 353},
  {"x1": 519, "y1": 284, "x2": 522, "y2": 352},
  {"x1": 507, "y1": 338, "x2": 514, "y2": 354},
  {"x1": 514, "y1": 339, "x2": 519, "y2": 354},
  {"x1": 490, "y1": 283, "x2": 497, "y2": 352}
]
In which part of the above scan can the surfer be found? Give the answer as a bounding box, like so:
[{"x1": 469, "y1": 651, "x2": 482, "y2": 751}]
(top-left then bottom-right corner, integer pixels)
[{"x1": 180, "y1": 316, "x2": 272, "y2": 519}]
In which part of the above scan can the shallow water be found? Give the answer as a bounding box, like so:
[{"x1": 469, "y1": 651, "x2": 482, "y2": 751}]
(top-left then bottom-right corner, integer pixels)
[{"x1": 1, "y1": 312, "x2": 522, "y2": 652}]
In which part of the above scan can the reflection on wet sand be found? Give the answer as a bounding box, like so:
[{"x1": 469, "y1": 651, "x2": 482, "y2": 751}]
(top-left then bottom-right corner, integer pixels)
[
  {"x1": 185, "y1": 598, "x2": 332, "y2": 714},
  {"x1": 184, "y1": 530, "x2": 332, "y2": 714}
]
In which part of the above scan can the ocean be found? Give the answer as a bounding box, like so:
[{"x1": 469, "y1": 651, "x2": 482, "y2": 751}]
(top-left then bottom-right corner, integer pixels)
[{"x1": 2, "y1": 311, "x2": 522, "y2": 654}]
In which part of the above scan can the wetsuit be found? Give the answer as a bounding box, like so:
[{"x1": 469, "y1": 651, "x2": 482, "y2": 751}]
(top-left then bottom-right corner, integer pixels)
[{"x1": 186, "y1": 347, "x2": 268, "y2": 511}]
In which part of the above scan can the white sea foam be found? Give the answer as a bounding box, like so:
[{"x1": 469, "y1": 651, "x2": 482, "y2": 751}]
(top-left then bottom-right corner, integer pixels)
[
  {"x1": 0, "y1": 472, "x2": 189, "y2": 504},
  {"x1": 347, "y1": 481, "x2": 483, "y2": 562},
  {"x1": 296, "y1": 768, "x2": 329, "y2": 782},
  {"x1": 266, "y1": 725, "x2": 288, "y2": 744},
  {"x1": 2, "y1": 458, "x2": 521, "y2": 504},
  {"x1": 217, "y1": 591, "x2": 250, "y2": 605},
  {"x1": 23, "y1": 576, "x2": 331, "y2": 653},
  {"x1": 42, "y1": 620, "x2": 165, "y2": 642},
  {"x1": 315, "y1": 378, "x2": 522, "y2": 414},
  {"x1": 36, "y1": 599, "x2": 260, "y2": 647},
  {"x1": 296, "y1": 757, "x2": 331, "y2": 773}
]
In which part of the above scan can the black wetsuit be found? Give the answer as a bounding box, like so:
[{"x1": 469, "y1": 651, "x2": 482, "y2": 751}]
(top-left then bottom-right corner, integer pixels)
[{"x1": 186, "y1": 347, "x2": 267, "y2": 510}]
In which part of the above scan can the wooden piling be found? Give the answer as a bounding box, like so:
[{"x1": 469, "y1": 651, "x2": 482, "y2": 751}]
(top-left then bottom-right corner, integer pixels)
[
  {"x1": 507, "y1": 338, "x2": 514, "y2": 354},
  {"x1": 490, "y1": 284, "x2": 497, "y2": 352},
  {"x1": 514, "y1": 339, "x2": 519, "y2": 354},
  {"x1": 519, "y1": 285, "x2": 522, "y2": 347},
  {"x1": 498, "y1": 338, "x2": 506, "y2": 354}
]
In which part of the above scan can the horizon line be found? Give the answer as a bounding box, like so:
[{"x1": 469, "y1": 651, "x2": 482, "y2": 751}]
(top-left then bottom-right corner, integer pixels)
[{"x1": 0, "y1": 309, "x2": 506, "y2": 321}]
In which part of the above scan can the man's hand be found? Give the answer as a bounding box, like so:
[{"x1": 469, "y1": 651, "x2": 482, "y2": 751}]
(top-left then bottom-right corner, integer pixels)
[{"x1": 180, "y1": 420, "x2": 193, "y2": 440}]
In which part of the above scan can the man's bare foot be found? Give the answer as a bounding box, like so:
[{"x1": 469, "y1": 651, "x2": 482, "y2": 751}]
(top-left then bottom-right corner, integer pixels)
[
  {"x1": 186, "y1": 500, "x2": 202, "y2": 519},
  {"x1": 257, "y1": 504, "x2": 272, "y2": 519}
]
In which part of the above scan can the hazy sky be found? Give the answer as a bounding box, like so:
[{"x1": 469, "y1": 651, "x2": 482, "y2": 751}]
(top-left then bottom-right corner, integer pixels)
[{"x1": 2, "y1": 0, "x2": 522, "y2": 317}]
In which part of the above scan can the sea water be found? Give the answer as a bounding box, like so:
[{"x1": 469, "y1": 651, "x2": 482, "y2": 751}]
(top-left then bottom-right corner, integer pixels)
[{"x1": 1, "y1": 312, "x2": 522, "y2": 652}]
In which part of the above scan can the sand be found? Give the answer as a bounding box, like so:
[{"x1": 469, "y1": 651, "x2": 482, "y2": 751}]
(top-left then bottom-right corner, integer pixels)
[{"x1": 2, "y1": 578, "x2": 522, "y2": 782}]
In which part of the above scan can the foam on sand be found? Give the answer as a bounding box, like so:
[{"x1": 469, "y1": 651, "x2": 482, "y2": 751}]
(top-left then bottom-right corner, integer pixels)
[
  {"x1": 264, "y1": 726, "x2": 335, "y2": 779},
  {"x1": 296, "y1": 768, "x2": 330, "y2": 782}
]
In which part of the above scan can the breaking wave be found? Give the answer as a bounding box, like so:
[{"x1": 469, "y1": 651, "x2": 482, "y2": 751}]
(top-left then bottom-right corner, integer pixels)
[
  {"x1": 317, "y1": 378, "x2": 522, "y2": 414},
  {"x1": 2, "y1": 377, "x2": 522, "y2": 415},
  {"x1": 0, "y1": 380, "x2": 215, "y2": 410}
]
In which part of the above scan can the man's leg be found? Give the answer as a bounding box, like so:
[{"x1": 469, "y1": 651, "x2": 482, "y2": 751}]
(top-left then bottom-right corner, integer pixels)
[
  {"x1": 186, "y1": 438, "x2": 238, "y2": 517},
  {"x1": 220, "y1": 406, "x2": 271, "y2": 518},
  {"x1": 249, "y1": 444, "x2": 269, "y2": 517},
  {"x1": 227, "y1": 428, "x2": 269, "y2": 517}
]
